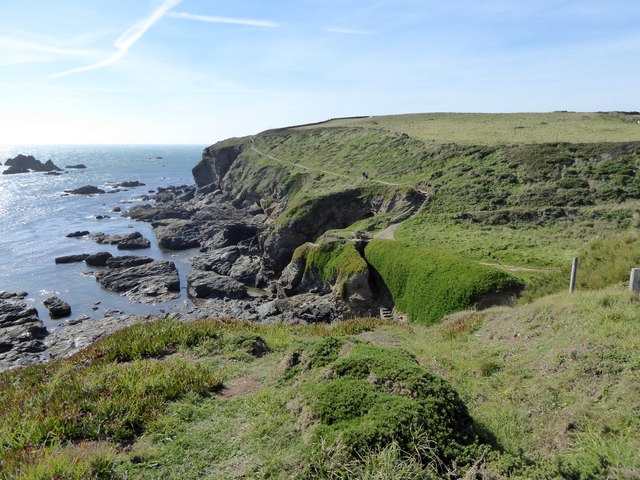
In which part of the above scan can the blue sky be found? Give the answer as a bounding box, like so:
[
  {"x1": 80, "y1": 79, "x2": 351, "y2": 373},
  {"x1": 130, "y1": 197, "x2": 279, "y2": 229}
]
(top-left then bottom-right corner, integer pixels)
[{"x1": 1, "y1": 0, "x2": 639, "y2": 144}]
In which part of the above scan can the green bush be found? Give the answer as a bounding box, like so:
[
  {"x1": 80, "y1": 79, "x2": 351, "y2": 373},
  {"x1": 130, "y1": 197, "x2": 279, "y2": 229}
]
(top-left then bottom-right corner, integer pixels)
[
  {"x1": 293, "y1": 340, "x2": 486, "y2": 475},
  {"x1": 365, "y1": 240, "x2": 524, "y2": 325}
]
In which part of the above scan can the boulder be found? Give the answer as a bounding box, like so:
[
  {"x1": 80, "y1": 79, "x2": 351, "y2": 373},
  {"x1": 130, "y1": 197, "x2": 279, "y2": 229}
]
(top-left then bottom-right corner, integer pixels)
[
  {"x1": 85, "y1": 251, "x2": 113, "y2": 266},
  {"x1": 95, "y1": 260, "x2": 180, "y2": 303},
  {"x1": 0, "y1": 297, "x2": 48, "y2": 372},
  {"x1": 55, "y1": 254, "x2": 90, "y2": 264},
  {"x1": 43, "y1": 296, "x2": 71, "y2": 318},
  {"x1": 187, "y1": 270, "x2": 247, "y2": 299},
  {"x1": 65, "y1": 185, "x2": 105, "y2": 195},
  {"x1": 153, "y1": 220, "x2": 201, "y2": 250},
  {"x1": 92, "y1": 231, "x2": 151, "y2": 250},
  {"x1": 190, "y1": 247, "x2": 241, "y2": 275},
  {"x1": 228, "y1": 255, "x2": 262, "y2": 285}
]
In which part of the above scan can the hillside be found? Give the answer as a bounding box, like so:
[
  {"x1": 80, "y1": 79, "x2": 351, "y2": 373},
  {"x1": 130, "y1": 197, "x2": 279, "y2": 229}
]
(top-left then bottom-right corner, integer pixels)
[
  {"x1": 4, "y1": 112, "x2": 640, "y2": 478},
  {"x1": 193, "y1": 112, "x2": 640, "y2": 311},
  {"x1": 2, "y1": 288, "x2": 639, "y2": 478}
]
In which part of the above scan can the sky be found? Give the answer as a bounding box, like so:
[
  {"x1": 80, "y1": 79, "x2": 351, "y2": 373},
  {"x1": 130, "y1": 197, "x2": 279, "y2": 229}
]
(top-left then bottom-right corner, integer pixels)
[{"x1": 0, "y1": 0, "x2": 639, "y2": 144}]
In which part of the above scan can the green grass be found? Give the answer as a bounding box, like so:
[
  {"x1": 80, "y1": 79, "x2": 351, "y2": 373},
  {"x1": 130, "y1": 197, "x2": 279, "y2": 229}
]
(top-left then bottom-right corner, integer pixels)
[
  {"x1": 3, "y1": 290, "x2": 640, "y2": 478},
  {"x1": 302, "y1": 112, "x2": 640, "y2": 145},
  {"x1": 400, "y1": 288, "x2": 640, "y2": 478},
  {"x1": 365, "y1": 240, "x2": 523, "y2": 325},
  {"x1": 293, "y1": 241, "x2": 368, "y2": 295}
]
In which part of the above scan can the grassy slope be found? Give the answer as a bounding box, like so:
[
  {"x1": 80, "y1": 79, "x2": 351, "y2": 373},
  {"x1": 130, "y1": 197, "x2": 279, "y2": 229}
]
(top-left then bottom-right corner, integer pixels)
[
  {"x1": 3, "y1": 289, "x2": 639, "y2": 479},
  {"x1": 249, "y1": 113, "x2": 640, "y2": 302}
]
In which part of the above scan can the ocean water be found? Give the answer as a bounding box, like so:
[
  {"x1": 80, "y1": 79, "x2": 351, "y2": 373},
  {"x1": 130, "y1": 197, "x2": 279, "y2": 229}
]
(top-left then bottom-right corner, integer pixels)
[{"x1": 0, "y1": 145, "x2": 206, "y2": 330}]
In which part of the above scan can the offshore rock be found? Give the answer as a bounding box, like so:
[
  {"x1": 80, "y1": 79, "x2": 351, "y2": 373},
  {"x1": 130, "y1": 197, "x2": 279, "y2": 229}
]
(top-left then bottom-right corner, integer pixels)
[
  {"x1": 92, "y1": 231, "x2": 151, "y2": 250},
  {"x1": 43, "y1": 296, "x2": 71, "y2": 318},
  {"x1": 85, "y1": 251, "x2": 113, "y2": 267},
  {"x1": 55, "y1": 254, "x2": 90, "y2": 264},
  {"x1": 66, "y1": 230, "x2": 90, "y2": 238},
  {"x1": 2, "y1": 154, "x2": 62, "y2": 174},
  {"x1": 66, "y1": 185, "x2": 105, "y2": 195},
  {"x1": 0, "y1": 297, "x2": 48, "y2": 372},
  {"x1": 66, "y1": 164, "x2": 87, "y2": 169},
  {"x1": 114, "y1": 180, "x2": 145, "y2": 188}
]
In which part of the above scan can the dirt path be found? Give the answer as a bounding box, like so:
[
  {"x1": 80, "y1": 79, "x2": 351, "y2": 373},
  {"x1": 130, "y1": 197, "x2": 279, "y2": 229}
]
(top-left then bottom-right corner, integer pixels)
[
  {"x1": 249, "y1": 138, "x2": 409, "y2": 190},
  {"x1": 374, "y1": 223, "x2": 401, "y2": 240},
  {"x1": 479, "y1": 262, "x2": 548, "y2": 273}
]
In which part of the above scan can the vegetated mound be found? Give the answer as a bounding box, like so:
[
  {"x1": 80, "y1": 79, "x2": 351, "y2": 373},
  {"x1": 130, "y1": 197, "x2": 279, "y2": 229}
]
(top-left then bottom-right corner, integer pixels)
[
  {"x1": 365, "y1": 240, "x2": 524, "y2": 325},
  {"x1": 285, "y1": 337, "x2": 489, "y2": 478}
]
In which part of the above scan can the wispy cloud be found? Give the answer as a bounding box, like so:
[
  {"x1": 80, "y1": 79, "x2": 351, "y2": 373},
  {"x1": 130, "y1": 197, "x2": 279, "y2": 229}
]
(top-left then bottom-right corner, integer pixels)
[
  {"x1": 0, "y1": 36, "x2": 98, "y2": 57},
  {"x1": 168, "y1": 11, "x2": 279, "y2": 28},
  {"x1": 50, "y1": 0, "x2": 183, "y2": 79},
  {"x1": 325, "y1": 27, "x2": 372, "y2": 35}
]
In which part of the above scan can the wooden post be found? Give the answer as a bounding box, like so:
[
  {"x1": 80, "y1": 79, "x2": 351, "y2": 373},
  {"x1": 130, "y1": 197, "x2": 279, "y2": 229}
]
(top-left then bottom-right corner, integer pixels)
[
  {"x1": 569, "y1": 257, "x2": 578, "y2": 293},
  {"x1": 629, "y1": 268, "x2": 640, "y2": 294}
]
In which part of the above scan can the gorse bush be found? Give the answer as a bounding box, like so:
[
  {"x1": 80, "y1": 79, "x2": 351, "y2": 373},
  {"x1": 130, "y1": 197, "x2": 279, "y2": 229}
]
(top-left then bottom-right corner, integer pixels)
[{"x1": 365, "y1": 240, "x2": 524, "y2": 325}]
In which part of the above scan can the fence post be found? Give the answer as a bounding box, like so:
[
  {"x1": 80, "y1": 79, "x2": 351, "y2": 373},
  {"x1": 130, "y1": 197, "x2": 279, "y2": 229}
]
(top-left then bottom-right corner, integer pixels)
[
  {"x1": 569, "y1": 257, "x2": 578, "y2": 293},
  {"x1": 629, "y1": 268, "x2": 640, "y2": 294}
]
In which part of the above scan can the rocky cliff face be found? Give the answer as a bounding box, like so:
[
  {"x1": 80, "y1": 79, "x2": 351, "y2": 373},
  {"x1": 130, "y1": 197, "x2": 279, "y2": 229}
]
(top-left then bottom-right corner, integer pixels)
[{"x1": 192, "y1": 141, "x2": 246, "y2": 189}]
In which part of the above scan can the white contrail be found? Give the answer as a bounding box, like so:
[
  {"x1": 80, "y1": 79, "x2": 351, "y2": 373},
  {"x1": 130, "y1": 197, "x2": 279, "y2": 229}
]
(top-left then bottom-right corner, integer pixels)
[
  {"x1": 50, "y1": 0, "x2": 183, "y2": 79},
  {"x1": 168, "y1": 11, "x2": 278, "y2": 28}
]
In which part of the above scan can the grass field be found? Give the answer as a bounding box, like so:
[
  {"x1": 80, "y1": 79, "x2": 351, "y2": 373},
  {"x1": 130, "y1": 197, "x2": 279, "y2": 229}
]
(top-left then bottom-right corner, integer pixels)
[{"x1": 299, "y1": 111, "x2": 640, "y2": 145}]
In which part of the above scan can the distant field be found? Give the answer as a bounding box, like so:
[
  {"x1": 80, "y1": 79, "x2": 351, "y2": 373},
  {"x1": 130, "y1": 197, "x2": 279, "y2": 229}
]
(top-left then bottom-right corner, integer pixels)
[{"x1": 297, "y1": 112, "x2": 640, "y2": 145}]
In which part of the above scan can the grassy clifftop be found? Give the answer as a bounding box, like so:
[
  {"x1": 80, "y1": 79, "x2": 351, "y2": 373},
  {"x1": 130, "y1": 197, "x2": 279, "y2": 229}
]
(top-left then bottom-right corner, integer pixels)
[
  {"x1": 301, "y1": 111, "x2": 640, "y2": 145},
  {"x1": 3, "y1": 288, "x2": 639, "y2": 478}
]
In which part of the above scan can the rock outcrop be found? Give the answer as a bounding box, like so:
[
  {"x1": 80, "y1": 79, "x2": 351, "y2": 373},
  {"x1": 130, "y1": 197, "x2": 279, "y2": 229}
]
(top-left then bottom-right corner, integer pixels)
[
  {"x1": 95, "y1": 260, "x2": 180, "y2": 303},
  {"x1": 2, "y1": 154, "x2": 62, "y2": 174},
  {"x1": 0, "y1": 296, "x2": 48, "y2": 371}
]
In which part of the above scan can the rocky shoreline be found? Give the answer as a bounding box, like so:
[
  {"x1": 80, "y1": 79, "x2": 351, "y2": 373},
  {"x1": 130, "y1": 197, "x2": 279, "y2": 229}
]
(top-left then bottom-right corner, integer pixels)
[{"x1": 0, "y1": 144, "x2": 417, "y2": 372}]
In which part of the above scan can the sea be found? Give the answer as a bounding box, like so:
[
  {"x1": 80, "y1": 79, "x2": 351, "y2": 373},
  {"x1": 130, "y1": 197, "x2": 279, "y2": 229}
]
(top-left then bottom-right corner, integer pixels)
[{"x1": 0, "y1": 144, "x2": 206, "y2": 330}]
